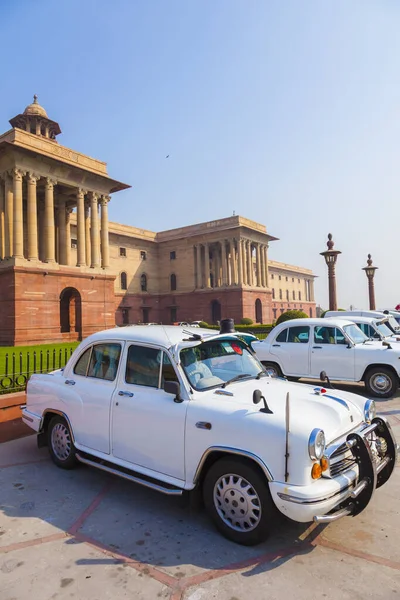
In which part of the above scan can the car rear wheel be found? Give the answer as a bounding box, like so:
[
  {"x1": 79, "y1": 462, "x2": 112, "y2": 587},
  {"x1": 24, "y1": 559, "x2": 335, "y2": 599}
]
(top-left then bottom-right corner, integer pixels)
[
  {"x1": 261, "y1": 361, "x2": 283, "y2": 378},
  {"x1": 47, "y1": 416, "x2": 77, "y2": 469},
  {"x1": 364, "y1": 367, "x2": 397, "y2": 399},
  {"x1": 203, "y1": 457, "x2": 276, "y2": 545}
]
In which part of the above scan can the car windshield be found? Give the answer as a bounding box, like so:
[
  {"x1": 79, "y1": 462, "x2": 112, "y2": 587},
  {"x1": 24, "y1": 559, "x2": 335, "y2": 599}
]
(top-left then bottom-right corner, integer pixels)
[
  {"x1": 180, "y1": 338, "x2": 262, "y2": 391},
  {"x1": 376, "y1": 321, "x2": 394, "y2": 338},
  {"x1": 343, "y1": 324, "x2": 369, "y2": 344}
]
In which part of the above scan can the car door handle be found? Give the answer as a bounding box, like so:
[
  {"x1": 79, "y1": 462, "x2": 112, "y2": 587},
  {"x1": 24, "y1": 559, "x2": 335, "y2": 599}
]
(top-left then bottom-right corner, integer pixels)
[
  {"x1": 65, "y1": 379, "x2": 75, "y2": 385},
  {"x1": 118, "y1": 390, "x2": 134, "y2": 397},
  {"x1": 312, "y1": 346, "x2": 322, "y2": 349},
  {"x1": 272, "y1": 344, "x2": 281, "y2": 347}
]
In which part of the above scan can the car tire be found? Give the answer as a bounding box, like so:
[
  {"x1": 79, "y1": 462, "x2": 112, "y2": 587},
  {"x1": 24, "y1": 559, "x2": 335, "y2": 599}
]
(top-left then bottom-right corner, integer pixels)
[
  {"x1": 261, "y1": 361, "x2": 283, "y2": 378},
  {"x1": 203, "y1": 457, "x2": 276, "y2": 546},
  {"x1": 364, "y1": 367, "x2": 398, "y2": 399},
  {"x1": 47, "y1": 415, "x2": 77, "y2": 469}
]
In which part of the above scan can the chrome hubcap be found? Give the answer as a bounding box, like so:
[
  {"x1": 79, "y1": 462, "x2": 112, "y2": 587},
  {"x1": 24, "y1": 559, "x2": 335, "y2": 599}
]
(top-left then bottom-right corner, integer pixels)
[
  {"x1": 371, "y1": 374, "x2": 391, "y2": 393},
  {"x1": 213, "y1": 474, "x2": 261, "y2": 532},
  {"x1": 51, "y1": 423, "x2": 72, "y2": 461},
  {"x1": 264, "y1": 366, "x2": 277, "y2": 378}
]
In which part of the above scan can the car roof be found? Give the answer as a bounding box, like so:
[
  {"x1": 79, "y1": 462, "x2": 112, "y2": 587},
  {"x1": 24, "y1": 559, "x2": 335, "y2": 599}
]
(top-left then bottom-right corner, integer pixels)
[
  {"x1": 78, "y1": 325, "x2": 244, "y2": 350},
  {"x1": 325, "y1": 315, "x2": 384, "y2": 325},
  {"x1": 275, "y1": 318, "x2": 356, "y2": 328}
]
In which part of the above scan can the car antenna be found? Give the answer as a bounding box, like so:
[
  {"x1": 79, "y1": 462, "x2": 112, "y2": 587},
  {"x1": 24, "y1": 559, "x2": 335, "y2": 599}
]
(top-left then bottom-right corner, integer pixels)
[{"x1": 182, "y1": 329, "x2": 203, "y2": 341}]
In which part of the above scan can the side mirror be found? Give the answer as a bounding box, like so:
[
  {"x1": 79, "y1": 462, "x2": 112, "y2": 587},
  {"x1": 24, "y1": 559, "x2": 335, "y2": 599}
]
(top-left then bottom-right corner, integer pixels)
[
  {"x1": 253, "y1": 389, "x2": 273, "y2": 414},
  {"x1": 320, "y1": 370, "x2": 334, "y2": 389},
  {"x1": 164, "y1": 380, "x2": 183, "y2": 403}
]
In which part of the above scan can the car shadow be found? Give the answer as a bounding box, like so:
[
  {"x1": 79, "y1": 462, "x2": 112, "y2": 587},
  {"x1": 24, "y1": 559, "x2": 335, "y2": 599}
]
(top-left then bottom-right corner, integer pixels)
[{"x1": 0, "y1": 445, "x2": 324, "y2": 578}]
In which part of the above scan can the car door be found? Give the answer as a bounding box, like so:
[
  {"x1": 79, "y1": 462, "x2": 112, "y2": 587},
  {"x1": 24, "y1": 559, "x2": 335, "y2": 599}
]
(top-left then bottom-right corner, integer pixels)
[
  {"x1": 111, "y1": 344, "x2": 187, "y2": 481},
  {"x1": 269, "y1": 325, "x2": 311, "y2": 376},
  {"x1": 310, "y1": 326, "x2": 355, "y2": 380},
  {"x1": 68, "y1": 341, "x2": 123, "y2": 454}
]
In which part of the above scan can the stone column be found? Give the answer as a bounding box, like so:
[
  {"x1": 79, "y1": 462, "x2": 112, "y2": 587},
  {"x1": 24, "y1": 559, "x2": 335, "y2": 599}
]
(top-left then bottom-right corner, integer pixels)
[
  {"x1": 237, "y1": 238, "x2": 243, "y2": 285},
  {"x1": 65, "y1": 208, "x2": 72, "y2": 266},
  {"x1": 0, "y1": 177, "x2": 4, "y2": 259},
  {"x1": 58, "y1": 197, "x2": 67, "y2": 265},
  {"x1": 76, "y1": 188, "x2": 86, "y2": 266},
  {"x1": 85, "y1": 201, "x2": 91, "y2": 267},
  {"x1": 4, "y1": 172, "x2": 14, "y2": 258},
  {"x1": 204, "y1": 242, "x2": 211, "y2": 288},
  {"x1": 256, "y1": 243, "x2": 262, "y2": 287},
  {"x1": 27, "y1": 172, "x2": 40, "y2": 260},
  {"x1": 44, "y1": 178, "x2": 57, "y2": 262},
  {"x1": 221, "y1": 240, "x2": 227, "y2": 286},
  {"x1": 38, "y1": 201, "x2": 45, "y2": 261},
  {"x1": 247, "y1": 241, "x2": 253, "y2": 286},
  {"x1": 36, "y1": 121, "x2": 41, "y2": 135},
  {"x1": 195, "y1": 244, "x2": 202, "y2": 288},
  {"x1": 264, "y1": 244, "x2": 269, "y2": 287},
  {"x1": 213, "y1": 245, "x2": 219, "y2": 287},
  {"x1": 310, "y1": 278, "x2": 315, "y2": 302},
  {"x1": 100, "y1": 195, "x2": 110, "y2": 269},
  {"x1": 231, "y1": 239, "x2": 237, "y2": 285},
  {"x1": 90, "y1": 192, "x2": 100, "y2": 268},
  {"x1": 13, "y1": 168, "x2": 25, "y2": 258}
]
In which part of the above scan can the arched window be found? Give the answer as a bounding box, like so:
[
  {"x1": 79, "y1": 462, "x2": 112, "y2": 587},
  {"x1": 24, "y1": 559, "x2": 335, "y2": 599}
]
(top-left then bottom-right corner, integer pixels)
[
  {"x1": 292, "y1": 290, "x2": 295, "y2": 300},
  {"x1": 120, "y1": 272, "x2": 127, "y2": 290},
  {"x1": 140, "y1": 273, "x2": 147, "y2": 292},
  {"x1": 272, "y1": 288, "x2": 275, "y2": 299},
  {"x1": 298, "y1": 291, "x2": 301, "y2": 300},
  {"x1": 255, "y1": 299, "x2": 262, "y2": 323},
  {"x1": 170, "y1": 273, "x2": 177, "y2": 291},
  {"x1": 279, "y1": 289, "x2": 282, "y2": 299}
]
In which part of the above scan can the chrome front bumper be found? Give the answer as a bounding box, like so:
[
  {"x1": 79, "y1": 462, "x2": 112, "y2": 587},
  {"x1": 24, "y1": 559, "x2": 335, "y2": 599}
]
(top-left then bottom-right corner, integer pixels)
[{"x1": 313, "y1": 416, "x2": 397, "y2": 524}]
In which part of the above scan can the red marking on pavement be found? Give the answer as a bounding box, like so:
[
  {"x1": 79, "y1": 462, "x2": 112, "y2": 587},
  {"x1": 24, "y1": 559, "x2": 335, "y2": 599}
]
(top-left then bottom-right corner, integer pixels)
[
  {"x1": 73, "y1": 531, "x2": 177, "y2": 588},
  {"x1": 169, "y1": 590, "x2": 184, "y2": 600},
  {"x1": 315, "y1": 536, "x2": 400, "y2": 571},
  {"x1": 0, "y1": 532, "x2": 65, "y2": 554},
  {"x1": 68, "y1": 481, "x2": 113, "y2": 535},
  {"x1": 0, "y1": 458, "x2": 48, "y2": 469}
]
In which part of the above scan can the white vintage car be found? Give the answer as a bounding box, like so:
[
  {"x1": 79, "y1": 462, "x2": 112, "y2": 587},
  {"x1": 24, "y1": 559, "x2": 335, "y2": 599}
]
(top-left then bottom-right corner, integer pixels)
[
  {"x1": 22, "y1": 324, "x2": 397, "y2": 546},
  {"x1": 254, "y1": 317, "x2": 400, "y2": 398}
]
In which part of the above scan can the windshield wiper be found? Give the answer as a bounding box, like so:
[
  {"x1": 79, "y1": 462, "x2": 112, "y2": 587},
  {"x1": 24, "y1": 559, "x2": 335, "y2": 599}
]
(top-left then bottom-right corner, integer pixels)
[
  {"x1": 222, "y1": 373, "x2": 252, "y2": 388},
  {"x1": 256, "y1": 370, "x2": 267, "y2": 379}
]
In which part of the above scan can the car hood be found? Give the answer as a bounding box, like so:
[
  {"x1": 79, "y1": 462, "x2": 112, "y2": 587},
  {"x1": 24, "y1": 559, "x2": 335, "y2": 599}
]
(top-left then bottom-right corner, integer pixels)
[{"x1": 204, "y1": 377, "x2": 366, "y2": 444}]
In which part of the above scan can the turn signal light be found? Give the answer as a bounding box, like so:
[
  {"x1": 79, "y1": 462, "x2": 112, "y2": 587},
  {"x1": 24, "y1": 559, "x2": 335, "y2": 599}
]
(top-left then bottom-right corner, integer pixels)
[
  {"x1": 320, "y1": 458, "x2": 329, "y2": 472},
  {"x1": 311, "y1": 463, "x2": 322, "y2": 479}
]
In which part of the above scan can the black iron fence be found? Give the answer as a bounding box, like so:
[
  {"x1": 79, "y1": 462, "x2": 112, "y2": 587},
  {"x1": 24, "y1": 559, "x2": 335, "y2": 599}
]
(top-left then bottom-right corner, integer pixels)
[{"x1": 0, "y1": 347, "x2": 76, "y2": 395}]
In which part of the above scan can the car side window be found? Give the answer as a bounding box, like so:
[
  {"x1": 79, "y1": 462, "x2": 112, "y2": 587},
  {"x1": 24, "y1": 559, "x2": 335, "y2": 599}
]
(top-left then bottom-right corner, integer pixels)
[
  {"x1": 73, "y1": 347, "x2": 92, "y2": 376},
  {"x1": 357, "y1": 323, "x2": 368, "y2": 336},
  {"x1": 125, "y1": 345, "x2": 161, "y2": 388},
  {"x1": 161, "y1": 352, "x2": 179, "y2": 387},
  {"x1": 314, "y1": 327, "x2": 346, "y2": 345},
  {"x1": 287, "y1": 326, "x2": 310, "y2": 343},
  {"x1": 276, "y1": 329, "x2": 288, "y2": 343},
  {"x1": 87, "y1": 344, "x2": 122, "y2": 381}
]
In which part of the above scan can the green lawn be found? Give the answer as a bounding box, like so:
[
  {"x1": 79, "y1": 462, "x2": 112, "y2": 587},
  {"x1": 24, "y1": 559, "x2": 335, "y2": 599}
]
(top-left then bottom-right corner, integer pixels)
[{"x1": 0, "y1": 342, "x2": 80, "y2": 378}]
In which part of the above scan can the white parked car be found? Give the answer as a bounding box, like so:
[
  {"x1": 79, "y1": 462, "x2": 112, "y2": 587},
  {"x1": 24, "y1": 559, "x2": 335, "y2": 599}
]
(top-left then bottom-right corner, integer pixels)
[
  {"x1": 253, "y1": 318, "x2": 400, "y2": 398},
  {"x1": 326, "y1": 315, "x2": 400, "y2": 345},
  {"x1": 22, "y1": 324, "x2": 397, "y2": 545},
  {"x1": 325, "y1": 311, "x2": 400, "y2": 336}
]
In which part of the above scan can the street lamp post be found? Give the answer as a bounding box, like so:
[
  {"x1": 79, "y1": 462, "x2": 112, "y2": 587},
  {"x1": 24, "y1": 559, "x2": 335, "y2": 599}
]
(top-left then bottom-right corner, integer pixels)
[
  {"x1": 362, "y1": 254, "x2": 378, "y2": 310},
  {"x1": 320, "y1": 233, "x2": 341, "y2": 311}
]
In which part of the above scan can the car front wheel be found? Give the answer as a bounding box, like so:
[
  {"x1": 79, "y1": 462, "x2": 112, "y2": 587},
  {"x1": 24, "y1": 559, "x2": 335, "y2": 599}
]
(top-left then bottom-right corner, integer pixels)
[
  {"x1": 364, "y1": 367, "x2": 397, "y2": 398},
  {"x1": 261, "y1": 361, "x2": 282, "y2": 378},
  {"x1": 47, "y1": 415, "x2": 77, "y2": 469},
  {"x1": 203, "y1": 457, "x2": 276, "y2": 545}
]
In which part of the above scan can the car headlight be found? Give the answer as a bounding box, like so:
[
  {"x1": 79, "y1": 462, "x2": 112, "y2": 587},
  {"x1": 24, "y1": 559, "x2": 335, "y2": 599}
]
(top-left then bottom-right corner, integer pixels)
[
  {"x1": 308, "y1": 429, "x2": 326, "y2": 460},
  {"x1": 364, "y1": 399, "x2": 376, "y2": 423}
]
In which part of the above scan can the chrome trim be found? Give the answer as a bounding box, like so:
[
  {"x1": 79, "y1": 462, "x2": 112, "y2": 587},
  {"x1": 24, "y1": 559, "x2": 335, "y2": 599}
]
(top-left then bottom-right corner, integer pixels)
[
  {"x1": 193, "y1": 446, "x2": 273, "y2": 484},
  {"x1": 277, "y1": 481, "x2": 355, "y2": 505},
  {"x1": 376, "y1": 455, "x2": 390, "y2": 474},
  {"x1": 214, "y1": 389, "x2": 234, "y2": 397},
  {"x1": 40, "y1": 409, "x2": 76, "y2": 444},
  {"x1": 364, "y1": 399, "x2": 376, "y2": 424},
  {"x1": 350, "y1": 479, "x2": 368, "y2": 498},
  {"x1": 313, "y1": 504, "x2": 354, "y2": 524},
  {"x1": 75, "y1": 453, "x2": 183, "y2": 496},
  {"x1": 22, "y1": 414, "x2": 34, "y2": 423},
  {"x1": 308, "y1": 428, "x2": 326, "y2": 460}
]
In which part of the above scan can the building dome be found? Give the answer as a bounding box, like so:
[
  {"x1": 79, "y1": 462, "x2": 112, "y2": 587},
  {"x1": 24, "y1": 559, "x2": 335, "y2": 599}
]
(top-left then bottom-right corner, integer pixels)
[{"x1": 23, "y1": 95, "x2": 48, "y2": 118}]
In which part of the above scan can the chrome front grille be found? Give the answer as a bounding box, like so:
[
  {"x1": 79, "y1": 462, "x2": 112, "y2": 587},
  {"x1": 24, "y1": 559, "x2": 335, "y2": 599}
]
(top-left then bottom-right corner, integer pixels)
[
  {"x1": 325, "y1": 426, "x2": 381, "y2": 479},
  {"x1": 329, "y1": 452, "x2": 357, "y2": 477}
]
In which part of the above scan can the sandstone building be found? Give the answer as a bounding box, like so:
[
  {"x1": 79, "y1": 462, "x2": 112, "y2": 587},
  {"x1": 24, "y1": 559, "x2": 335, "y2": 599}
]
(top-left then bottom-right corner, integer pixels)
[{"x1": 0, "y1": 98, "x2": 315, "y2": 345}]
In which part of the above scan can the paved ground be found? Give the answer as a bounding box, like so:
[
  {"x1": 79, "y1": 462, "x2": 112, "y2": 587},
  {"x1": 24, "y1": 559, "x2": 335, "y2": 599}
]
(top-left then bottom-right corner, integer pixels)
[{"x1": 1, "y1": 388, "x2": 399, "y2": 599}]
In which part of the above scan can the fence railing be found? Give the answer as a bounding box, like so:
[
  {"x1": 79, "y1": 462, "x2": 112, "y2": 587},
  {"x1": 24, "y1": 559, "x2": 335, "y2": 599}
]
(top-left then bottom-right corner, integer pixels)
[{"x1": 0, "y1": 347, "x2": 76, "y2": 395}]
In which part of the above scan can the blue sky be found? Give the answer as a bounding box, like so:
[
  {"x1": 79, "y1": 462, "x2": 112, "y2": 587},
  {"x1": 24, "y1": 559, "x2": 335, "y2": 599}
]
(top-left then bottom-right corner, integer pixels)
[{"x1": 1, "y1": 0, "x2": 400, "y2": 310}]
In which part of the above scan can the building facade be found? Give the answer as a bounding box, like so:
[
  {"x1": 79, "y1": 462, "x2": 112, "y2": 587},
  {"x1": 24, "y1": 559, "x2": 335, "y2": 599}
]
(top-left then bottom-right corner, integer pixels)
[{"x1": 0, "y1": 99, "x2": 315, "y2": 345}]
